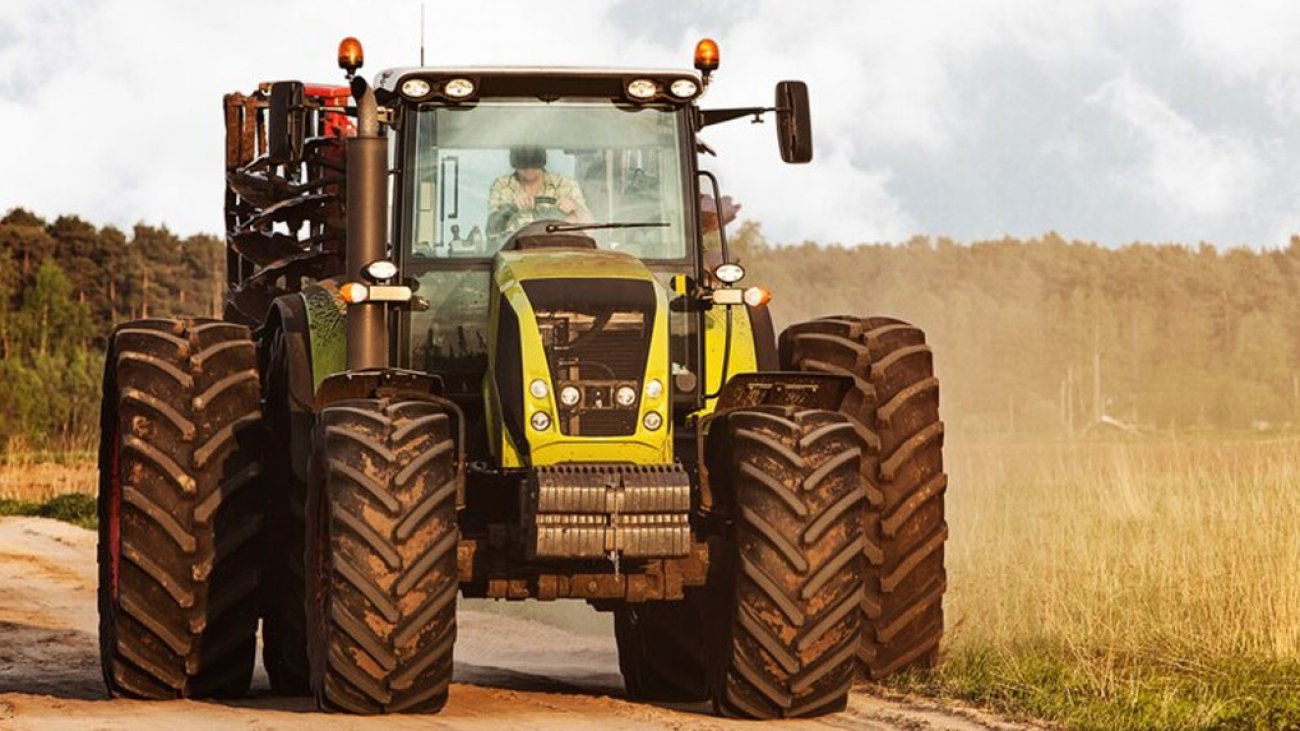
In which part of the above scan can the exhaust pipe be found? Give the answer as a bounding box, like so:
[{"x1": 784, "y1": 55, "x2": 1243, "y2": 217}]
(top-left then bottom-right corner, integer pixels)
[{"x1": 345, "y1": 76, "x2": 389, "y2": 371}]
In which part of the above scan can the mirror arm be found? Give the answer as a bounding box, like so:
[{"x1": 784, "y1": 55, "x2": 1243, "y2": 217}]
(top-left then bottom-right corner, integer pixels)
[{"x1": 700, "y1": 106, "x2": 775, "y2": 127}]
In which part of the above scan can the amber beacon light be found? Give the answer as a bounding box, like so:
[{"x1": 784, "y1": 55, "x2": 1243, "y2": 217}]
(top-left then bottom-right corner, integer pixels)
[
  {"x1": 338, "y1": 37, "x2": 365, "y2": 75},
  {"x1": 694, "y1": 38, "x2": 720, "y2": 81}
]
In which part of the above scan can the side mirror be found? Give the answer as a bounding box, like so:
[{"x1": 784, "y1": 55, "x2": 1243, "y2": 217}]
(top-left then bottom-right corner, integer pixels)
[
  {"x1": 775, "y1": 80, "x2": 812, "y2": 164},
  {"x1": 267, "y1": 81, "x2": 306, "y2": 165}
]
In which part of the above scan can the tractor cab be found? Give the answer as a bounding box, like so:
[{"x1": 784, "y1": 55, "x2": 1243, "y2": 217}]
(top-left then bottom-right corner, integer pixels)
[{"x1": 383, "y1": 69, "x2": 701, "y2": 409}]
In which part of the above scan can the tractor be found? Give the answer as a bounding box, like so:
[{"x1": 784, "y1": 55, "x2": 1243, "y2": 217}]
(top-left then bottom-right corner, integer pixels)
[{"x1": 95, "y1": 37, "x2": 947, "y2": 719}]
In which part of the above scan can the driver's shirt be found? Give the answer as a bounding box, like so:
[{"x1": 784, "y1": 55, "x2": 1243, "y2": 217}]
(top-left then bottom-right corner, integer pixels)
[{"x1": 487, "y1": 171, "x2": 591, "y2": 237}]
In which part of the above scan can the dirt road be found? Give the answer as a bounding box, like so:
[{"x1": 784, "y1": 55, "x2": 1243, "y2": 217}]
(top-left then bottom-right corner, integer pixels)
[{"x1": 0, "y1": 517, "x2": 1030, "y2": 730}]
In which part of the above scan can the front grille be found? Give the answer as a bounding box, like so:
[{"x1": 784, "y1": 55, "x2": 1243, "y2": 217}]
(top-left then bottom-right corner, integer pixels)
[
  {"x1": 571, "y1": 410, "x2": 637, "y2": 437},
  {"x1": 522, "y1": 278, "x2": 656, "y2": 437}
]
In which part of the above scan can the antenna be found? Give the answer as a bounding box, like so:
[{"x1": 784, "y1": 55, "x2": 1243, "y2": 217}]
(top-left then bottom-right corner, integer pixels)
[{"x1": 420, "y1": 2, "x2": 425, "y2": 66}]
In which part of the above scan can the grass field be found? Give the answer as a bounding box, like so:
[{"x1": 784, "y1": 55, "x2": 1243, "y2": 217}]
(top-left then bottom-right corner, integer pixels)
[
  {"x1": 5, "y1": 436, "x2": 1300, "y2": 729},
  {"x1": 890, "y1": 435, "x2": 1300, "y2": 730}
]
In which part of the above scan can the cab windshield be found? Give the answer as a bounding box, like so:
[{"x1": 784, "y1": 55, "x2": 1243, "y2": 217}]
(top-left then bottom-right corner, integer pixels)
[{"x1": 408, "y1": 100, "x2": 689, "y2": 261}]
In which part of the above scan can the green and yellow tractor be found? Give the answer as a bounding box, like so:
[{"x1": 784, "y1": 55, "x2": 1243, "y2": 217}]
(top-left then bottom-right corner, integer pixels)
[{"x1": 96, "y1": 37, "x2": 946, "y2": 719}]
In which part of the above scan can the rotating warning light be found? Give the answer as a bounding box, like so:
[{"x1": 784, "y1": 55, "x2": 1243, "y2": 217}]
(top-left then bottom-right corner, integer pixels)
[
  {"x1": 338, "y1": 37, "x2": 364, "y2": 74},
  {"x1": 694, "y1": 38, "x2": 720, "y2": 75}
]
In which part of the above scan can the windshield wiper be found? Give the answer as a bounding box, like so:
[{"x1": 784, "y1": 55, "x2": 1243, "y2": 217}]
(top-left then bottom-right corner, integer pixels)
[{"x1": 544, "y1": 221, "x2": 670, "y2": 233}]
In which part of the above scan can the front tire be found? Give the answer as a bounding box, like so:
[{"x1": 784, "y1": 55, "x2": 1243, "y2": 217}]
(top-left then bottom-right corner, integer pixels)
[
  {"x1": 707, "y1": 406, "x2": 864, "y2": 719},
  {"x1": 305, "y1": 398, "x2": 459, "y2": 714},
  {"x1": 97, "y1": 318, "x2": 263, "y2": 699}
]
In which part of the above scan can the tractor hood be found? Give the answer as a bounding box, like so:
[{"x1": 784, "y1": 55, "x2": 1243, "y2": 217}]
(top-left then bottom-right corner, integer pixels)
[
  {"x1": 494, "y1": 248, "x2": 659, "y2": 288},
  {"x1": 486, "y1": 248, "x2": 673, "y2": 468}
]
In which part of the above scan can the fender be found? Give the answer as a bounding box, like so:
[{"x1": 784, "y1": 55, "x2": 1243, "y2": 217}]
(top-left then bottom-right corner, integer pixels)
[{"x1": 301, "y1": 282, "x2": 347, "y2": 392}]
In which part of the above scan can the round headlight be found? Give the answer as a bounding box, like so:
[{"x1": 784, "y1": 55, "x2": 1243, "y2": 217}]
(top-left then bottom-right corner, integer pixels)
[
  {"x1": 559, "y1": 385, "x2": 581, "y2": 407},
  {"x1": 364, "y1": 259, "x2": 398, "y2": 281},
  {"x1": 669, "y1": 79, "x2": 699, "y2": 98},
  {"x1": 400, "y1": 78, "x2": 431, "y2": 99},
  {"x1": 444, "y1": 78, "x2": 475, "y2": 98},
  {"x1": 530, "y1": 411, "x2": 552, "y2": 431},
  {"x1": 643, "y1": 411, "x2": 663, "y2": 431},
  {"x1": 645, "y1": 379, "x2": 663, "y2": 399},
  {"x1": 714, "y1": 262, "x2": 745, "y2": 284},
  {"x1": 626, "y1": 79, "x2": 657, "y2": 99},
  {"x1": 529, "y1": 379, "x2": 549, "y2": 399},
  {"x1": 615, "y1": 385, "x2": 638, "y2": 407}
]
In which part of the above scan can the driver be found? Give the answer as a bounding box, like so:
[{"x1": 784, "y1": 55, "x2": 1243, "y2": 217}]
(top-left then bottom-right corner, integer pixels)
[{"x1": 486, "y1": 146, "x2": 592, "y2": 239}]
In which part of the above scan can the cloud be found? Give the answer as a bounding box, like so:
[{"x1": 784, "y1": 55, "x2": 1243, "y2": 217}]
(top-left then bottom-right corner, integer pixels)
[
  {"x1": 1, "y1": 0, "x2": 1299, "y2": 248},
  {"x1": 1088, "y1": 75, "x2": 1264, "y2": 219}
]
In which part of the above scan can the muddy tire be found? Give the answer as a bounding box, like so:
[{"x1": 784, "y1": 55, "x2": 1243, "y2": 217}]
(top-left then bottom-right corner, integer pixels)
[
  {"x1": 707, "y1": 406, "x2": 864, "y2": 719},
  {"x1": 96, "y1": 318, "x2": 264, "y2": 699},
  {"x1": 780, "y1": 316, "x2": 947, "y2": 680},
  {"x1": 614, "y1": 595, "x2": 710, "y2": 702},
  {"x1": 258, "y1": 315, "x2": 311, "y2": 694},
  {"x1": 306, "y1": 399, "x2": 459, "y2": 714}
]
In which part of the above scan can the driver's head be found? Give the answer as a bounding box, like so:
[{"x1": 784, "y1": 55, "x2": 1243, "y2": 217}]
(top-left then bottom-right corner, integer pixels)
[{"x1": 510, "y1": 145, "x2": 547, "y2": 172}]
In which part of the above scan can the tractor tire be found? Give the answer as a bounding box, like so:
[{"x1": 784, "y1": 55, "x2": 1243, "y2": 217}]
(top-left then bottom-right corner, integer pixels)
[
  {"x1": 780, "y1": 316, "x2": 947, "y2": 680},
  {"x1": 96, "y1": 318, "x2": 264, "y2": 699},
  {"x1": 614, "y1": 595, "x2": 710, "y2": 702},
  {"x1": 707, "y1": 406, "x2": 864, "y2": 719},
  {"x1": 305, "y1": 398, "x2": 459, "y2": 714},
  {"x1": 257, "y1": 310, "x2": 311, "y2": 695}
]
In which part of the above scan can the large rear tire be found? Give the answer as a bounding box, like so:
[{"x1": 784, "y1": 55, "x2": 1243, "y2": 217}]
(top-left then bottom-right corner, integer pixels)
[
  {"x1": 97, "y1": 318, "x2": 264, "y2": 698},
  {"x1": 707, "y1": 406, "x2": 864, "y2": 719},
  {"x1": 780, "y1": 316, "x2": 947, "y2": 680},
  {"x1": 305, "y1": 398, "x2": 459, "y2": 714}
]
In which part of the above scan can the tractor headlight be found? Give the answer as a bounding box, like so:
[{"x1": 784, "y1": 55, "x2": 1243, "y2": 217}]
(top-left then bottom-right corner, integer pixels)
[
  {"x1": 643, "y1": 411, "x2": 663, "y2": 431},
  {"x1": 530, "y1": 411, "x2": 552, "y2": 431},
  {"x1": 714, "y1": 263, "x2": 745, "y2": 284},
  {"x1": 669, "y1": 79, "x2": 699, "y2": 98},
  {"x1": 443, "y1": 78, "x2": 476, "y2": 98},
  {"x1": 529, "y1": 379, "x2": 549, "y2": 399},
  {"x1": 615, "y1": 385, "x2": 637, "y2": 407},
  {"x1": 559, "y1": 385, "x2": 581, "y2": 407},
  {"x1": 645, "y1": 379, "x2": 663, "y2": 399},
  {"x1": 400, "y1": 78, "x2": 431, "y2": 99},
  {"x1": 363, "y1": 259, "x2": 398, "y2": 282},
  {"x1": 626, "y1": 78, "x2": 657, "y2": 99}
]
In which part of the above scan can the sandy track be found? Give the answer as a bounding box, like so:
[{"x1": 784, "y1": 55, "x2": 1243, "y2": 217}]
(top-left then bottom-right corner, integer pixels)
[{"x1": 0, "y1": 517, "x2": 1031, "y2": 730}]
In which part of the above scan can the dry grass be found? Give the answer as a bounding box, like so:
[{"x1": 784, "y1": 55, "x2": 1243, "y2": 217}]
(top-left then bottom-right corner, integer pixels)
[
  {"x1": 0, "y1": 453, "x2": 96, "y2": 500},
  {"x1": 894, "y1": 434, "x2": 1300, "y2": 729}
]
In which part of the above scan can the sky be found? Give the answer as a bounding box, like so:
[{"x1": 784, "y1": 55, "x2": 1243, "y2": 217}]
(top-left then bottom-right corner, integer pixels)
[{"x1": 3, "y1": 0, "x2": 1300, "y2": 248}]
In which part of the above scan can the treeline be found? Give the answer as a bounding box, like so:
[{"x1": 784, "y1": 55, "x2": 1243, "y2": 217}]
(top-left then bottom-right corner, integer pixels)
[
  {"x1": 735, "y1": 224, "x2": 1300, "y2": 435},
  {"x1": 0, "y1": 209, "x2": 222, "y2": 453},
  {"x1": 4, "y1": 206, "x2": 1300, "y2": 453}
]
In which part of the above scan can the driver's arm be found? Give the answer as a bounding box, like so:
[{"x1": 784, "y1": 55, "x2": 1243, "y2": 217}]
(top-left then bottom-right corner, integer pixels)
[
  {"x1": 486, "y1": 175, "x2": 519, "y2": 237},
  {"x1": 556, "y1": 177, "x2": 594, "y2": 223}
]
